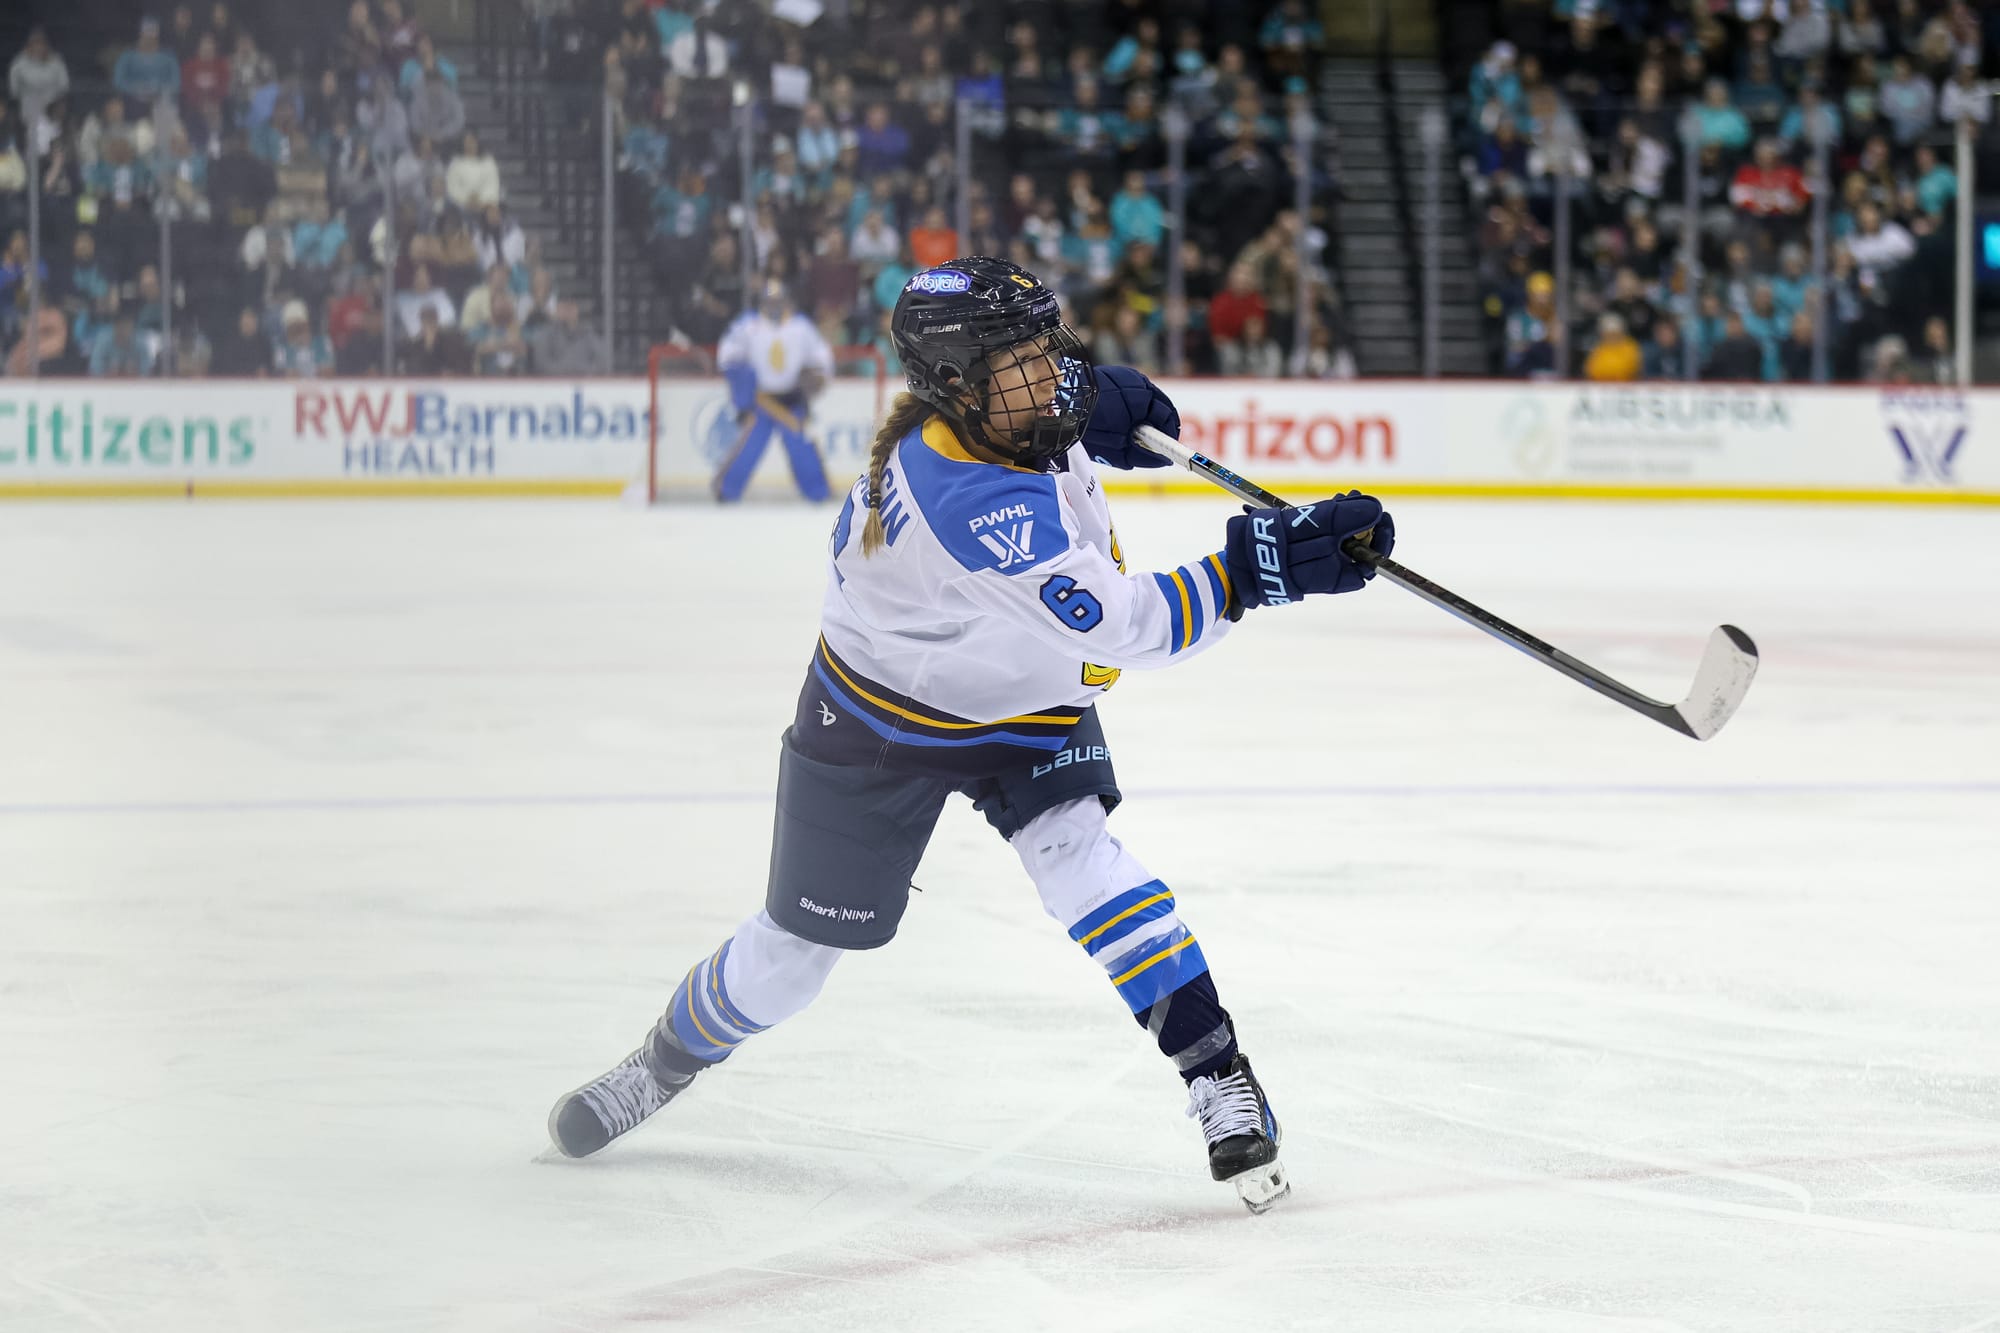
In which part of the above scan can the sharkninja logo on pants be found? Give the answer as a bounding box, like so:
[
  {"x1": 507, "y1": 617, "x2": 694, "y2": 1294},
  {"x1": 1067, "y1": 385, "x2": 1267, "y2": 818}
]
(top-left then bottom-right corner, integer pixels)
[{"x1": 798, "y1": 896, "x2": 877, "y2": 925}]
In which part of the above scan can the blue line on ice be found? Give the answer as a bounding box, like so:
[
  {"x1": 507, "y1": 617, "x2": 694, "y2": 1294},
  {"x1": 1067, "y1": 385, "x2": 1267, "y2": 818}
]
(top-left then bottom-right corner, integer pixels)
[{"x1": 3, "y1": 781, "x2": 1997, "y2": 817}]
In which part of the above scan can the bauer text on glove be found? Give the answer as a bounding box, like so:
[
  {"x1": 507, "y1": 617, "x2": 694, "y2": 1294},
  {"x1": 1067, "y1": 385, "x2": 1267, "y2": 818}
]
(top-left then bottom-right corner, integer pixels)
[{"x1": 1221, "y1": 492, "x2": 1396, "y2": 611}]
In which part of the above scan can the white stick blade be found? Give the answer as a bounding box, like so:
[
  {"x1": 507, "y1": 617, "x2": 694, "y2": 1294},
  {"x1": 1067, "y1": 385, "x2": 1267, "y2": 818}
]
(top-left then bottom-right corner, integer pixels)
[{"x1": 1677, "y1": 625, "x2": 1760, "y2": 740}]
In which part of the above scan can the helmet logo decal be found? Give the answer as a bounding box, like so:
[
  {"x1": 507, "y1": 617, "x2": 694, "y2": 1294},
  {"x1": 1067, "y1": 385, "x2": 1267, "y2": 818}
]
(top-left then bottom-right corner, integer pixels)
[
  {"x1": 1008, "y1": 274, "x2": 1036, "y2": 288},
  {"x1": 908, "y1": 269, "x2": 973, "y2": 294}
]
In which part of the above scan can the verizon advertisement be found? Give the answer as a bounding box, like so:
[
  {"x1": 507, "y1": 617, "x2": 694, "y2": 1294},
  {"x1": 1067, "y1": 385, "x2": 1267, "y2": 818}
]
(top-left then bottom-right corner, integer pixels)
[{"x1": 1, "y1": 377, "x2": 1993, "y2": 501}]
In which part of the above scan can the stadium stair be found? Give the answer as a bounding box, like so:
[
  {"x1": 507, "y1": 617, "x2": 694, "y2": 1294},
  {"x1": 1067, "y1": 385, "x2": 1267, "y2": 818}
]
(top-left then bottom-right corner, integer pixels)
[
  {"x1": 1320, "y1": 58, "x2": 1422, "y2": 374},
  {"x1": 448, "y1": 40, "x2": 671, "y2": 371}
]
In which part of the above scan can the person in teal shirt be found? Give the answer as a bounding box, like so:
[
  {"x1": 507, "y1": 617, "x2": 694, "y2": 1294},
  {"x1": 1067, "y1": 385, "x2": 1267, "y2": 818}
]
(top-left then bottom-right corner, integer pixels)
[
  {"x1": 1739, "y1": 284, "x2": 1784, "y2": 382},
  {"x1": 1692, "y1": 79, "x2": 1750, "y2": 151},
  {"x1": 651, "y1": 174, "x2": 711, "y2": 242},
  {"x1": 1109, "y1": 172, "x2": 1163, "y2": 249},
  {"x1": 1469, "y1": 41, "x2": 1525, "y2": 132},
  {"x1": 847, "y1": 178, "x2": 894, "y2": 238},
  {"x1": 1779, "y1": 87, "x2": 1842, "y2": 154},
  {"x1": 1687, "y1": 290, "x2": 1728, "y2": 367},
  {"x1": 83, "y1": 145, "x2": 154, "y2": 202},
  {"x1": 622, "y1": 123, "x2": 670, "y2": 186},
  {"x1": 90, "y1": 309, "x2": 156, "y2": 376},
  {"x1": 1768, "y1": 246, "x2": 1817, "y2": 326},
  {"x1": 292, "y1": 202, "x2": 349, "y2": 272},
  {"x1": 113, "y1": 19, "x2": 180, "y2": 105},
  {"x1": 1913, "y1": 144, "x2": 1957, "y2": 218},
  {"x1": 399, "y1": 39, "x2": 459, "y2": 95},
  {"x1": 1061, "y1": 209, "x2": 1124, "y2": 292},
  {"x1": 1056, "y1": 79, "x2": 1124, "y2": 157},
  {"x1": 871, "y1": 257, "x2": 915, "y2": 319}
]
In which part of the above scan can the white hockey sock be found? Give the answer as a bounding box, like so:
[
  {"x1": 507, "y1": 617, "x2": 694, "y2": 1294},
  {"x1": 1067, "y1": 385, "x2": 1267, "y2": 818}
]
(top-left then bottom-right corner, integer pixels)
[{"x1": 661, "y1": 910, "x2": 844, "y2": 1063}]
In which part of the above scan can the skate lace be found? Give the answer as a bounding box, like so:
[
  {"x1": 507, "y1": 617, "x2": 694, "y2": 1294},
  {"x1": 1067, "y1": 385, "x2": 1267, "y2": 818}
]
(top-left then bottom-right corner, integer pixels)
[
  {"x1": 1185, "y1": 1068, "x2": 1264, "y2": 1143},
  {"x1": 579, "y1": 1054, "x2": 667, "y2": 1134}
]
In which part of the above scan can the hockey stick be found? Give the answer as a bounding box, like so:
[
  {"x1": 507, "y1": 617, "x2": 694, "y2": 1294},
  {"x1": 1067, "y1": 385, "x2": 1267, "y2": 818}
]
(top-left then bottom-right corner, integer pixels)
[{"x1": 1131, "y1": 425, "x2": 1760, "y2": 741}]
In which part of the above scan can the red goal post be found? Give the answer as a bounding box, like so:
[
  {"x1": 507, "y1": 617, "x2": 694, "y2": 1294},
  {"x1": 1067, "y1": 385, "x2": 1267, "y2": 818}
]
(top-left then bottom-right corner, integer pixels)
[{"x1": 645, "y1": 343, "x2": 891, "y2": 502}]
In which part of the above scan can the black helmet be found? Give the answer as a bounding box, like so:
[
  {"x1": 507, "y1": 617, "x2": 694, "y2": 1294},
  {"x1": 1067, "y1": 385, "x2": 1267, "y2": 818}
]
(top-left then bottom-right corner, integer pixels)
[{"x1": 889, "y1": 256, "x2": 1098, "y2": 470}]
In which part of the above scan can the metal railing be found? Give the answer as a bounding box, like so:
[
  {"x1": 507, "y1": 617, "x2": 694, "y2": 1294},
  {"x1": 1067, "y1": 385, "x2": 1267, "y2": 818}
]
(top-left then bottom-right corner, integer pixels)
[
  {"x1": 8, "y1": 9, "x2": 1338, "y2": 381},
  {"x1": 1438, "y1": 87, "x2": 1989, "y2": 384}
]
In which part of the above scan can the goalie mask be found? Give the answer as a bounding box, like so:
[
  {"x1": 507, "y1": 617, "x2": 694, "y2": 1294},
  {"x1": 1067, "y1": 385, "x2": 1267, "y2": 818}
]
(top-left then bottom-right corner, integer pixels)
[
  {"x1": 757, "y1": 278, "x2": 793, "y2": 321},
  {"x1": 890, "y1": 256, "x2": 1098, "y2": 470}
]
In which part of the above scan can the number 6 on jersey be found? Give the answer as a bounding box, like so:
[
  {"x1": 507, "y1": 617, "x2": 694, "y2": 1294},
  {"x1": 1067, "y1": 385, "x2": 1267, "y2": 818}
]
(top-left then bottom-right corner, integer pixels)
[{"x1": 1040, "y1": 575, "x2": 1104, "y2": 631}]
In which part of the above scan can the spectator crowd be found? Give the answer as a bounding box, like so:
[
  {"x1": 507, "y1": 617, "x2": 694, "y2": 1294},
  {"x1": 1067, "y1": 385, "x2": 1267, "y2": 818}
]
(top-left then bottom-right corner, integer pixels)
[
  {"x1": 555, "y1": 0, "x2": 1356, "y2": 378},
  {"x1": 1468, "y1": 0, "x2": 1992, "y2": 383},
  {"x1": 1, "y1": 2, "x2": 608, "y2": 378}
]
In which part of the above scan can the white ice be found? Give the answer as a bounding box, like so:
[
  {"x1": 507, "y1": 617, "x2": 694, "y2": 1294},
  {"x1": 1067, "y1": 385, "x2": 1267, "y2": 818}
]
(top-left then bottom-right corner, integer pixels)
[{"x1": 3, "y1": 497, "x2": 1998, "y2": 1333}]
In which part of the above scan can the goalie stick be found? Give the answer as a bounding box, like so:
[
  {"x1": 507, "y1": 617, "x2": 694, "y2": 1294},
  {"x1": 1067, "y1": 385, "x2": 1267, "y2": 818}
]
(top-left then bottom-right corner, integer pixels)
[{"x1": 1131, "y1": 425, "x2": 1760, "y2": 741}]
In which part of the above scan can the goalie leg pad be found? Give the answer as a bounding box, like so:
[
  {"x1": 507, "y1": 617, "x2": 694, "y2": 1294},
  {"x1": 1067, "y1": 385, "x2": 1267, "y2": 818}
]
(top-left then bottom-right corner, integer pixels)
[
  {"x1": 778, "y1": 421, "x2": 832, "y2": 501},
  {"x1": 713, "y1": 413, "x2": 778, "y2": 502}
]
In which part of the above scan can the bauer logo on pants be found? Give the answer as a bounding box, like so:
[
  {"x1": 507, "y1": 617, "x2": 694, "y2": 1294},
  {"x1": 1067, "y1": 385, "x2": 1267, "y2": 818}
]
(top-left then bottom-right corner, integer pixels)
[{"x1": 1032, "y1": 744, "x2": 1109, "y2": 779}]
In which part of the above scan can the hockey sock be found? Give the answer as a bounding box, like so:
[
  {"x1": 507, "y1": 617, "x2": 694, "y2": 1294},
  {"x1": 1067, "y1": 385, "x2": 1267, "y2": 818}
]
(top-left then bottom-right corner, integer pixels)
[
  {"x1": 653, "y1": 910, "x2": 843, "y2": 1065},
  {"x1": 1138, "y1": 972, "x2": 1239, "y2": 1083}
]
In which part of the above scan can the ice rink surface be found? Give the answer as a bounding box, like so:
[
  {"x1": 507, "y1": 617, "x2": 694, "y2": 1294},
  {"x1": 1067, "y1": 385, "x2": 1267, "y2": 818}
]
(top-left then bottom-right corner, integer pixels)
[{"x1": 3, "y1": 495, "x2": 1998, "y2": 1332}]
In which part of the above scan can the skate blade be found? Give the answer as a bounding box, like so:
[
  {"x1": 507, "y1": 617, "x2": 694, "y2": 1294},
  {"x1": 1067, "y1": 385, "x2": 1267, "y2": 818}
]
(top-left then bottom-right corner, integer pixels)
[{"x1": 1229, "y1": 1159, "x2": 1291, "y2": 1215}]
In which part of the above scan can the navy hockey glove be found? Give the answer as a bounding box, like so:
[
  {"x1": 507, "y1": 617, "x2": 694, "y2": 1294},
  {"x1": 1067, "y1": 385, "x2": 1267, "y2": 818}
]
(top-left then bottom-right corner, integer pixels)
[
  {"x1": 1222, "y1": 492, "x2": 1395, "y2": 612},
  {"x1": 1079, "y1": 364, "x2": 1176, "y2": 470}
]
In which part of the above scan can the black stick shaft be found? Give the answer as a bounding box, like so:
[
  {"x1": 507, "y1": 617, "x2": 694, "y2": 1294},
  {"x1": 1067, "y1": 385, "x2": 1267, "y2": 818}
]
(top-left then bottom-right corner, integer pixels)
[
  {"x1": 1174, "y1": 448, "x2": 1566, "y2": 658},
  {"x1": 1141, "y1": 431, "x2": 1746, "y2": 738}
]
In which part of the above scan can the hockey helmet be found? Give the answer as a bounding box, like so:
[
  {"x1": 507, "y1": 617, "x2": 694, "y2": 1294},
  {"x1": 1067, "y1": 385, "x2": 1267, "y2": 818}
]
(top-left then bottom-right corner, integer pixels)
[
  {"x1": 757, "y1": 277, "x2": 792, "y2": 320},
  {"x1": 890, "y1": 256, "x2": 1098, "y2": 469}
]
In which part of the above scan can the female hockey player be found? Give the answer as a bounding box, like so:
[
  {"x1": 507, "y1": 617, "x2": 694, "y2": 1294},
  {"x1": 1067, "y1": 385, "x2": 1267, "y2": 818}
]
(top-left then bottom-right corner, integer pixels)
[{"x1": 550, "y1": 256, "x2": 1394, "y2": 1212}]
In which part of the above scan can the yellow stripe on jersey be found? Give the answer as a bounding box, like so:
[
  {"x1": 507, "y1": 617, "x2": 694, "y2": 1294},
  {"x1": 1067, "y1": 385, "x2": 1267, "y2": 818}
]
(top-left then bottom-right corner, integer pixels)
[
  {"x1": 1206, "y1": 553, "x2": 1234, "y2": 614},
  {"x1": 819, "y1": 638, "x2": 1083, "y2": 730},
  {"x1": 1168, "y1": 571, "x2": 1195, "y2": 651}
]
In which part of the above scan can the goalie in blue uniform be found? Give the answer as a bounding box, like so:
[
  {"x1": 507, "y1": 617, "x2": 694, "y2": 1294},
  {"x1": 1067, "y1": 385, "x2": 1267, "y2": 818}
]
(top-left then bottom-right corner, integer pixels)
[
  {"x1": 712, "y1": 279, "x2": 836, "y2": 502},
  {"x1": 551, "y1": 257, "x2": 1396, "y2": 1213}
]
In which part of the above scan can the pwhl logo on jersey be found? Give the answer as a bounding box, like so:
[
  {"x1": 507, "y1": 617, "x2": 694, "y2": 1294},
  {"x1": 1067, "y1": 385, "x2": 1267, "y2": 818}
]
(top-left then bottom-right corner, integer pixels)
[
  {"x1": 1881, "y1": 388, "x2": 1969, "y2": 483},
  {"x1": 969, "y1": 503, "x2": 1035, "y2": 567}
]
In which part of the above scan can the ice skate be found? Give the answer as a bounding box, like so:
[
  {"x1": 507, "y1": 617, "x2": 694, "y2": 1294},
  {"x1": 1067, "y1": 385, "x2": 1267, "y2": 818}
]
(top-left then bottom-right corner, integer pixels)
[
  {"x1": 1186, "y1": 1054, "x2": 1290, "y2": 1214},
  {"x1": 547, "y1": 1040, "x2": 700, "y2": 1159}
]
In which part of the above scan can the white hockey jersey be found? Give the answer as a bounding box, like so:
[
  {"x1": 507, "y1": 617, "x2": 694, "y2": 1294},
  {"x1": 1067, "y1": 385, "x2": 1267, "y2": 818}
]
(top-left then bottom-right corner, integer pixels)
[
  {"x1": 716, "y1": 311, "x2": 835, "y2": 396},
  {"x1": 799, "y1": 416, "x2": 1234, "y2": 776}
]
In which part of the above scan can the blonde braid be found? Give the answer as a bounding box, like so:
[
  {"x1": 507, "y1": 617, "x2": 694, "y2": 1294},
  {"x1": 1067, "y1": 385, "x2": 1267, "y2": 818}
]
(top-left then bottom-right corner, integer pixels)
[{"x1": 859, "y1": 392, "x2": 933, "y2": 556}]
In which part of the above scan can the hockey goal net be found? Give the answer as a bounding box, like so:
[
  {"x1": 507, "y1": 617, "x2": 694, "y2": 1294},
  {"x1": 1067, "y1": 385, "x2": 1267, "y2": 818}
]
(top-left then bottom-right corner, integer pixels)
[{"x1": 645, "y1": 343, "x2": 890, "y2": 502}]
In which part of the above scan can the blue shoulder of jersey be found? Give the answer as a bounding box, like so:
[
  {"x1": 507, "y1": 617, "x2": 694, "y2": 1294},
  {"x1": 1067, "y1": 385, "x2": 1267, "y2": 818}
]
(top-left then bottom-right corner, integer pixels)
[{"x1": 898, "y1": 420, "x2": 1064, "y2": 575}]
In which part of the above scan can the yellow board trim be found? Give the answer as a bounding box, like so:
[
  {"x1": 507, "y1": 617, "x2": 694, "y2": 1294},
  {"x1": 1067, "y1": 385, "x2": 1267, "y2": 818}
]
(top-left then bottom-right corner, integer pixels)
[
  {"x1": 1110, "y1": 934, "x2": 1199, "y2": 987},
  {"x1": 1098, "y1": 478, "x2": 2000, "y2": 505},
  {"x1": 0, "y1": 479, "x2": 626, "y2": 500},
  {"x1": 1076, "y1": 889, "x2": 1175, "y2": 948},
  {"x1": 920, "y1": 417, "x2": 1038, "y2": 473},
  {"x1": 818, "y1": 637, "x2": 1082, "y2": 730},
  {"x1": 1168, "y1": 570, "x2": 1195, "y2": 651}
]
